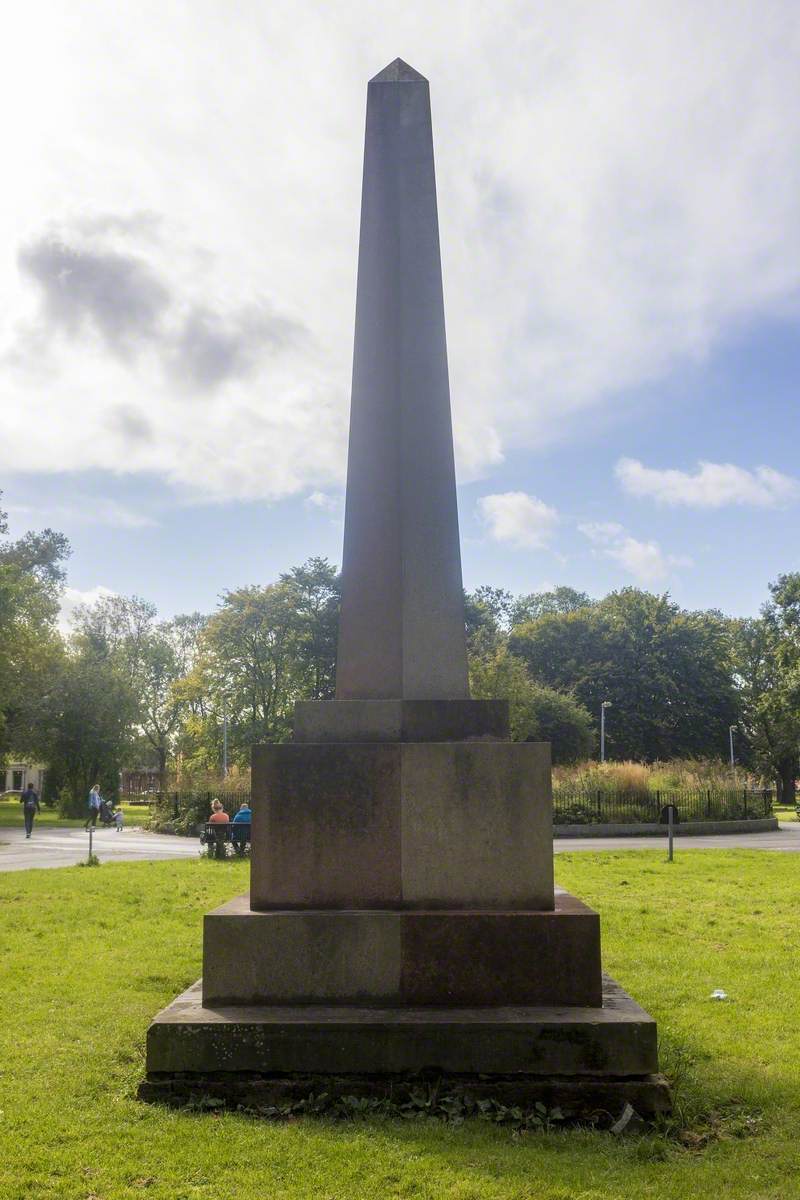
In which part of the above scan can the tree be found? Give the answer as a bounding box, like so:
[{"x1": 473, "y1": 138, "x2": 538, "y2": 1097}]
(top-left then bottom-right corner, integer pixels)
[
  {"x1": 183, "y1": 560, "x2": 341, "y2": 772},
  {"x1": 469, "y1": 648, "x2": 594, "y2": 763},
  {"x1": 279, "y1": 558, "x2": 341, "y2": 699},
  {"x1": 508, "y1": 588, "x2": 738, "y2": 761},
  {"x1": 0, "y1": 494, "x2": 70, "y2": 765},
  {"x1": 35, "y1": 642, "x2": 137, "y2": 815},
  {"x1": 71, "y1": 594, "x2": 206, "y2": 789},
  {"x1": 734, "y1": 574, "x2": 800, "y2": 803},
  {"x1": 510, "y1": 586, "x2": 594, "y2": 626},
  {"x1": 464, "y1": 586, "x2": 513, "y2": 655}
]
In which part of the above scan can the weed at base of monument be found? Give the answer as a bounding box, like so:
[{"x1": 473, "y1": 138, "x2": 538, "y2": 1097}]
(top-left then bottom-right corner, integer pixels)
[
  {"x1": 77, "y1": 854, "x2": 101, "y2": 867},
  {"x1": 179, "y1": 1084, "x2": 571, "y2": 1134}
]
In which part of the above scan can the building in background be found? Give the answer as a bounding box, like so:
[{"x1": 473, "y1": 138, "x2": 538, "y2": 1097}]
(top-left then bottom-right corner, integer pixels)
[{"x1": 1, "y1": 762, "x2": 46, "y2": 794}]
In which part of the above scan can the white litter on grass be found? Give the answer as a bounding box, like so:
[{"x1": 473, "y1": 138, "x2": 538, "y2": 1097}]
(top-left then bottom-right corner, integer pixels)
[
  {"x1": 610, "y1": 1103, "x2": 638, "y2": 1134},
  {"x1": 710, "y1": 988, "x2": 729, "y2": 1000}
]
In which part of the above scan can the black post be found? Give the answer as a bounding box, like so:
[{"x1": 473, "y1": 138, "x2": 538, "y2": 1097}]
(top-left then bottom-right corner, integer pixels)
[
  {"x1": 707, "y1": 788, "x2": 711, "y2": 818},
  {"x1": 743, "y1": 789, "x2": 748, "y2": 819},
  {"x1": 597, "y1": 790, "x2": 602, "y2": 821}
]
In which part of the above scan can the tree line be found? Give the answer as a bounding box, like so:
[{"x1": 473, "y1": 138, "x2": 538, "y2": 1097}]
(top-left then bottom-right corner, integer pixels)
[{"x1": 2, "y1": 495, "x2": 799, "y2": 810}]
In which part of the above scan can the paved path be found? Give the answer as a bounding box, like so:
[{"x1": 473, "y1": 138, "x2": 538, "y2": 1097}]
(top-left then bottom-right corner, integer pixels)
[
  {"x1": 1, "y1": 823, "x2": 798, "y2": 873},
  {"x1": 0, "y1": 825, "x2": 200, "y2": 872},
  {"x1": 553, "y1": 823, "x2": 800, "y2": 853}
]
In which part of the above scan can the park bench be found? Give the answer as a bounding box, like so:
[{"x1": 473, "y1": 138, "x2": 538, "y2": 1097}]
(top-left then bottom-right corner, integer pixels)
[{"x1": 201, "y1": 821, "x2": 251, "y2": 859}]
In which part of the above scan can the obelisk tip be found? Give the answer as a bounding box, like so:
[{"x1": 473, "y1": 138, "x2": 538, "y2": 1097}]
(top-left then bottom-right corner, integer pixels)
[{"x1": 370, "y1": 58, "x2": 428, "y2": 84}]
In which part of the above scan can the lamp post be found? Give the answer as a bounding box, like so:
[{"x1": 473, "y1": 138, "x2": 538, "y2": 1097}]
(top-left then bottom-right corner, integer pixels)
[
  {"x1": 222, "y1": 699, "x2": 229, "y2": 780},
  {"x1": 728, "y1": 724, "x2": 736, "y2": 770},
  {"x1": 600, "y1": 700, "x2": 612, "y2": 763}
]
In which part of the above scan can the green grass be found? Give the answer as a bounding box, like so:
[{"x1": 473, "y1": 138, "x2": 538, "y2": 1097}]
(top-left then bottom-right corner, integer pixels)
[
  {"x1": 1, "y1": 852, "x2": 799, "y2": 1199},
  {"x1": 0, "y1": 796, "x2": 150, "y2": 828}
]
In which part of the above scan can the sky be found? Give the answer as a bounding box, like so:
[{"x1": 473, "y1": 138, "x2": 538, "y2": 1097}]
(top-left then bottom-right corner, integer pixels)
[{"x1": 1, "y1": 0, "x2": 799, "y2": 627}]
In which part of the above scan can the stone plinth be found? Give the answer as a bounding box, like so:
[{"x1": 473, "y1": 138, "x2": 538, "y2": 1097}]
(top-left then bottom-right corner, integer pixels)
[
  {"x1": 149, "y1": 976, "x2": 657, "y2": 1077},
  {"x1": 250, "y1": 740, "x2": 555, "y2": 912},
  {"x1": 294, "y1": 698, "x2": 510, "y2": 743},
  {"x1": 202, "y1": 893, "x2": 602, "y2": 1007}
]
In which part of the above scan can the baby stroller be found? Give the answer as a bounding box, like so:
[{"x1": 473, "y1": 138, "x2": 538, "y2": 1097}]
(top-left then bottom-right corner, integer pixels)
[{"x1": 99, "y1": 800, "x2": 116, "y2": 827}]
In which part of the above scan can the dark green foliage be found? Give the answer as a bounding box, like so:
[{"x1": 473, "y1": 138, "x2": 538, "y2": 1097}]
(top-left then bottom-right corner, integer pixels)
[
  {"x1": 733, "y1": 573, "x2": 800, "y2": 802},
  {"x1": 469, "y1": 649, "x2": 594, "y2": 762},
  {"x1": 508, "y1": 589, "x2": 739, "y2": 762}
]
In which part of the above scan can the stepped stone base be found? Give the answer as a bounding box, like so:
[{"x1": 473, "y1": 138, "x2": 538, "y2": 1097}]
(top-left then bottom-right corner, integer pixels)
[
  {"x1": 202, "y1": 892, "x2": 602, "y2": 1008},
  {"x1": 142, "y1": 976, "x2": 668, "y2": 1115}
]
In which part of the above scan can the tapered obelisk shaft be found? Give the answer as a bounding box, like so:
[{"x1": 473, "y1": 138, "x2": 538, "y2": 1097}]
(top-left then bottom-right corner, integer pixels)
[{"x1": 336, "y1": 59, "x2": 469, "y2": 701}]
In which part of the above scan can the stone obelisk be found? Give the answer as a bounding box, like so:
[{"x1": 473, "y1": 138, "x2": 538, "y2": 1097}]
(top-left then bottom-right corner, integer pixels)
[
  {"x1": 142, "y1": 61, "x2": 668, "y2": 1116},
  {"x1": 336, "y1": 58, "x2": 468, "y2": 703}
]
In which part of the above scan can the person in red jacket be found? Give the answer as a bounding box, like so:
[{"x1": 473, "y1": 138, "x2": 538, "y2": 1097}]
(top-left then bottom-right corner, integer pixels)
[{"x1": 208, "y1": 798, "x2": 229, "y2": 859}]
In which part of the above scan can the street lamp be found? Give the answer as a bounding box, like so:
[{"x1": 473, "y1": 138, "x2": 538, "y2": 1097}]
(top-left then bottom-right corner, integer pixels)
[
  {"x1": 222, "y1": 698, "x2": 229, "y2": 780},
  {"x1": 729, "y1": 724, "x2": 736, "y2": 770},
  {"x1": 600, "y1": 701, "x2": 612, "y2": 763}
]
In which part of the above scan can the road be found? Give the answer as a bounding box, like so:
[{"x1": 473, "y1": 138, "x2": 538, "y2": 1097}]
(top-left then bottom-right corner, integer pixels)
[
  {"x1": 553, "y1": 823, "x2": 800, "y2": 852},
  {"x1": 0, "y1": 824, "x2": 201, "y2": 872},
  {"x1": 1, "y1": 821, "x2": 799, "y2": 872}
]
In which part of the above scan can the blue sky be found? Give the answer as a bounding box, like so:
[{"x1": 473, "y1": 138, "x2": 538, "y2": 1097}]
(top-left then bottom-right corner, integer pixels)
[{"x1": 1, "y1": 2, "x2": 799, "y2": 625}]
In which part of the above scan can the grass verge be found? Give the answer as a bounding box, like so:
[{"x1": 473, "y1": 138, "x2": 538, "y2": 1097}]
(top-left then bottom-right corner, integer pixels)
[
  {"x1": 0, "y1": 797, "x2": 150, "y2": 829},
  {"x1": 0, "y1": 851, "x2": 798, "y2": 1199}
]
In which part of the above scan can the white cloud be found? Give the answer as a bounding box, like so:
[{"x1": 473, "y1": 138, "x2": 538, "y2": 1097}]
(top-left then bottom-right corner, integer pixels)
[
  {"x1": 58, "y1": 584, "x2": 116, "y2": 633},
  {"x1": 575, "y1": 521, "x2": 624, "y2": 545},
  {"x1": 1, "y1": 3, "x2": 800, "y2": 501},
  {"x1": 9, "y1": 500, "x2": 155, "y2": 529},
  {"x1": 304, "y1": 490, "x2": 340, "y2": 512},
  {"x1": 579, "y1": 521, "x2": 691, "y2": 584},
  {"x1": 615, "y1": 457, "x2": 800, "y2": 509},
  {"x1": 478, "y1": 491, "x2": 558, "y2": 549}
]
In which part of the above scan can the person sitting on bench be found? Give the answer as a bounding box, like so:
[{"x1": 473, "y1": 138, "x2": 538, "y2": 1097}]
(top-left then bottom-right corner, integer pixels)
[
  {"x1": 208, "y1": 798, "x2": 230, "y2": 859},
  {"x1": 231, "y1": 801, "x2": 252, "y2": 856}
]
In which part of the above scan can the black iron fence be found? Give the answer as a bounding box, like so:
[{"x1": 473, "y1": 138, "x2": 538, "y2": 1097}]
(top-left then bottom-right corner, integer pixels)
[
  {"x1": 135, "y1": 790, "x2": 252, "y2": 834},
  {"x1": 131, "y1": 787, "x2": 774, "y2": 832},
  {"x1": 552, "y1": 788, "x2": 774, "y2": 826}
]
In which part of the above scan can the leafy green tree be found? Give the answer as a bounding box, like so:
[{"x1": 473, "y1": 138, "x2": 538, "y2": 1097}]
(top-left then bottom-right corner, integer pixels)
[
  {"x1": 469, "y1": 648, "x2": 594, "y2": 762},
  {"x1": 464, "y1": 586, "x2": 513, "y2": 655},
  {"x1": 182, "y1": 559, "x2": 341, "y2": 772},
  {"x1": 35, "y1": 643, "x2": 137, "y2": 815},
  {"x1": 508, "y1": 588, "x2": 738, "y2": 761},
  {"x1": 734, "y1": 575, "x2": 800, "y2": 802},
  {"x1": 71, "y1": 594, "x2": 205, "y2": 789},
  {"x1": 0, "y1": 495, "x2": 70, "y2": 765},
  {"x1": 279, "y1": 558, "x2": 341, "y2": 699},
  {"x1": 510, "y1": 586, "x2": 594, "y2": 626}
]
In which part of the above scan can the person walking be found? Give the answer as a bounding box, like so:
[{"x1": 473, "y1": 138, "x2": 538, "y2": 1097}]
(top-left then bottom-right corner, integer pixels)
[
  {"x1": 20, "y1": 781, "x2": 40, "y2": 839},
  {"x1": 84, "y1": 784, "x2": 102, "y2": 832}
]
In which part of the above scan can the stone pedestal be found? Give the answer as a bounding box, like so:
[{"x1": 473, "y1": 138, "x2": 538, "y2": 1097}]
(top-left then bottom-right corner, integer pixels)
[{"x1": 250, "y1": 738, "x2": 554, "y2": 911}]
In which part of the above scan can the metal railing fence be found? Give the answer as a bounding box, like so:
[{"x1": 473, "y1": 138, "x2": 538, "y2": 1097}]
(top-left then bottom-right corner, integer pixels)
[
  {"x1": 129, "y1": 787, "x2": 774, "y2": 829},
  {"x1": 552, "y1": 787, "x2": 774, "y2": 825}
]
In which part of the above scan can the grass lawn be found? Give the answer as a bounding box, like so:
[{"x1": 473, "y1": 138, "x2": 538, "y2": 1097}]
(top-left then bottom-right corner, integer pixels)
[
  {"x1": 1, "y1": 852, "x2": 798, "y2": 1199},
  {"x1": 0, "y1": 797, "x2": 150, "y2": 829}
]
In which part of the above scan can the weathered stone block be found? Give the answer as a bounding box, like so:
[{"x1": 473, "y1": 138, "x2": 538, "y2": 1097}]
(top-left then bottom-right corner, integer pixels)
[
  {"x1": 294, "y1": 698, "x2": 510, "y2": 743},
  {"x1": 147, "y1": 975, "x2": 657, "y2": 1078},
  {"x1": 250, "y1": 740, "x2": 553, "y2": 911},
  {"x1": 202, "y1": 892, "x2": 601, "y2": 1007}
]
